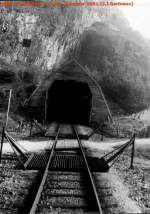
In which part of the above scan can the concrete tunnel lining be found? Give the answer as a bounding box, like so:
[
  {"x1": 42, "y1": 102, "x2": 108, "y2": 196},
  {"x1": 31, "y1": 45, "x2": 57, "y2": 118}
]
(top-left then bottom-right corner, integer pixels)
[{"x1": 46, "y1": 80, "x2": 92, "y2": 125}]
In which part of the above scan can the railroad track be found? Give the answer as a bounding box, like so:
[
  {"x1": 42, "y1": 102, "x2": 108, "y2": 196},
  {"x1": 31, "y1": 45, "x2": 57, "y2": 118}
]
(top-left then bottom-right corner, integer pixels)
[{"x1": 23, "y1": 123, "x2": 103, "y2": 214}]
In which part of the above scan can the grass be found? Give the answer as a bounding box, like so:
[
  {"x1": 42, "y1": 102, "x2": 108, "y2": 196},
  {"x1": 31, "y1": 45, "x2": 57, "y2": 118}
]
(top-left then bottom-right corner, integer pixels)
[{"x1": 135, "y1": 146, "x2": 150, "y2": 161}]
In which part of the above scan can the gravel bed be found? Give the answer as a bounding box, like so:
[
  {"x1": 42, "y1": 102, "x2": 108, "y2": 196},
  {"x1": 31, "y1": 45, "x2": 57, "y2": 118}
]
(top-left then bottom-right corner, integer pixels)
[
  {"x1": 0, "y1": 157, "x2": 18, "y2": 170},
  {"x1": 113, "y1": 149, "x2": 150, "y2": 213},
  {"x1": 1, "y1": 137, "x2": 148, "y2": 214},
  {"x1": 0, "y1": 156, "x2": 38, "y2": 214}
]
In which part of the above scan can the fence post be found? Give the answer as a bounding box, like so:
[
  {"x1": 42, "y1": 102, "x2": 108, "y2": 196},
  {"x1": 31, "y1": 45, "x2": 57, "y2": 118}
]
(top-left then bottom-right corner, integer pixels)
[
  {"x1": 29, "y1": 121, "x2": 33, "y2": 136},
  {"x1": 0, "y1": 127, "x2": 5, "y2": 162},
  {"x1": 44, "y1": 90, "x2": 48, "y2": 125},
  {"x1": 5, "y1": 89, "x2": 12, "y2": 130},
  {"x1": 130, "y1": 134, "x2": 135, "y2": 169},
  {"x1": 101, "y1": 123, "x2": 105, "y2": 141}
]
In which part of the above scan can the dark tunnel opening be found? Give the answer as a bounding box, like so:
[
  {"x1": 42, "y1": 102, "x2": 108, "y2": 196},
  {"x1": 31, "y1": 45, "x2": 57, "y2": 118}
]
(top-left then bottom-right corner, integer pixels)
[{"x1": 47, "y1": 80, "x2": 92, "y2": 125}]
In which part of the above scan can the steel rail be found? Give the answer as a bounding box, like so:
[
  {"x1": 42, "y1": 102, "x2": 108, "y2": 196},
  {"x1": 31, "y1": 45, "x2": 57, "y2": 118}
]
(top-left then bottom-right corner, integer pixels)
[
  {"x1": 29, "y1": 123, "x2": 61, "y2": 214},
  {"x1": 73, "y1": 125, "x2": 103, "y2": 214}
]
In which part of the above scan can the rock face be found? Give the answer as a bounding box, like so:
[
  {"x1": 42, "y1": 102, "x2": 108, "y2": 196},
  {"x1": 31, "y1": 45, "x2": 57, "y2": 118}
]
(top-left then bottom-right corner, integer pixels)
[
  {"x1": 0, "y1": 4, "x2": 150, "y2": 121},
  {"x1": 0, "y1": 5, "x2": 107, "y2": 71}
]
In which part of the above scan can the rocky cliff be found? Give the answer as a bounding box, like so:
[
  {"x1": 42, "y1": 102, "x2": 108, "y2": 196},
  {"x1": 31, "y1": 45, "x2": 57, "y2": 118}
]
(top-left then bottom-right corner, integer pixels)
[{"x1": 0, "y1": 3, "x2": 150, "y2": 116}]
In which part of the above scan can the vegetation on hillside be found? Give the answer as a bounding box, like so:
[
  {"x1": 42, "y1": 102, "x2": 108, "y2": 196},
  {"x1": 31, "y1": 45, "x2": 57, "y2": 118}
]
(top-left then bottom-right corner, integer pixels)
[{"x1": 78, "y1": 19, "x2": 150, "y2": 114}]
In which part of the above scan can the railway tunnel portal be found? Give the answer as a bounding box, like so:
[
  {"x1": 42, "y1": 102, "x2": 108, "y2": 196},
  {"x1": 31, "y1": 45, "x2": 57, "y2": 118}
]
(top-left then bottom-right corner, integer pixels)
[{"x1": 24, "y1": 60, "x2": 112, "y2": 127}]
